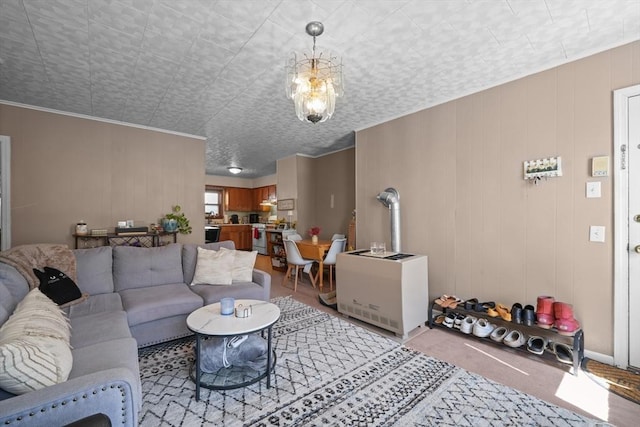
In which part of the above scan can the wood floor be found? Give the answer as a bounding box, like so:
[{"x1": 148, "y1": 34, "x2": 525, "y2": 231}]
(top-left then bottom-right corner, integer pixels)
[{"x1": 256, "y1": 255, "x2": 639, "y2": 426}]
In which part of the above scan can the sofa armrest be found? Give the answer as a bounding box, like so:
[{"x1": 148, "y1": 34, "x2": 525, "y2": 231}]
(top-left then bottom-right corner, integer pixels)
[
  {"x1": 252, "y1": 268, "x2": 271, "y2": 301},
  {"x1": 0, "y1": 368, "x2": 139, "y2": 427}
]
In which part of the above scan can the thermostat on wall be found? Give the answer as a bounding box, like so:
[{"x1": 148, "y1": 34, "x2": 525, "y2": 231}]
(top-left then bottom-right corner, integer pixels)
[{"x1": 592, "y1": 156, "x2": 609, "y2": 177}]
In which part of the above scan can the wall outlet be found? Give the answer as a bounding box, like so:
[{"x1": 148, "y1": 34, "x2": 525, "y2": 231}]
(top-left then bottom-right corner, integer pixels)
[{"x1": 589, "y1": 226, "x2": 605, "y2": 242}]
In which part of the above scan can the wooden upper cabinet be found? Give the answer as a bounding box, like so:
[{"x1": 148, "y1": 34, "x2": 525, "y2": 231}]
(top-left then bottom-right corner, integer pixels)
[
  {"x1": 226, "y1": 187, "x2": 253, "y2": 212},
  {"x1": 226, "y1": 186, "x2": 277, "y2": 212}
]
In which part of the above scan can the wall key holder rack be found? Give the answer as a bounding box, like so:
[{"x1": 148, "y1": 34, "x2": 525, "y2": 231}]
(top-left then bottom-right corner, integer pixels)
[{"x1": 523, "y1": 156, "x2": 562, "y2": 184}]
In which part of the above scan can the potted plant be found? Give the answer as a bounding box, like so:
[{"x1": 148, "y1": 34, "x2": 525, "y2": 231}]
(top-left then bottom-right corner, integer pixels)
[{"x1": 162, "y1": 205, "x2": 192, "y2": 234}]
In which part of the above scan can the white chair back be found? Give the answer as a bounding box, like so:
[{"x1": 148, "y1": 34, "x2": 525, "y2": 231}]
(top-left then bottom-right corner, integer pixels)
[
  {"x1": 323, "y1": 238, "x2": 347, "y2": 265},
  {"x1": 284, "y1": 239, "x2": 307, "y2": 265},
  {"x1": 285, "y1": 233, "x2": 303, "y2": 241},
  {"x1": 331, "y1": 233, "x2": 345, "y2": 240}
]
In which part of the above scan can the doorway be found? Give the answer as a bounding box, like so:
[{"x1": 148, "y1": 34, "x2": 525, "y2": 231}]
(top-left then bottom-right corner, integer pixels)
[{"x1": 613, "y1": 84, "x2": 640, "y2": 370}]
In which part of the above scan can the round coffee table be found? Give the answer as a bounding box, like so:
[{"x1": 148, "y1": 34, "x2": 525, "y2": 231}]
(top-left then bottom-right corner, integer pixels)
[{"x1": 186, "y1": 299, "x2": 280, "y2": 401}]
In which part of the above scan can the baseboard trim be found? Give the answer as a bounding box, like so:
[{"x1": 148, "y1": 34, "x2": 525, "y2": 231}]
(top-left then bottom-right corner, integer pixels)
[{"x1": 584, "y1": 349, "x2": 614, "y2": 365}]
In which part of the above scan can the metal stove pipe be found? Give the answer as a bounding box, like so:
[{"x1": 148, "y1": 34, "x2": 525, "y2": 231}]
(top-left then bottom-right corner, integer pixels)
[{"x1": 376, "y1": 187, "x2": 400, "y2": 252}]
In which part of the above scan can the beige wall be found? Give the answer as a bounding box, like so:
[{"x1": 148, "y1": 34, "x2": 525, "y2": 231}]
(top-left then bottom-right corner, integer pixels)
[
  {"x1": 314, "y1": 148, "x2": 355, "y2": 239},
  {"x1": 356, "y1": 41, "x2": 640, "y2": 355},
  {"x1": 0, "y1": 104, "x2": 205, "y2": 247},
  {"x1": 276, "y1": 151, "x2": 355, "y2": 240}
]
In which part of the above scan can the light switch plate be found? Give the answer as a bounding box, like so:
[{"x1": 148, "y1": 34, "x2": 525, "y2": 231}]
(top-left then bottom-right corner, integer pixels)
[
  {"x1": 586, "y1": 181, "x2": 601, "y2": 198},
  {"x1": 589, "y1": 226, "x2": 605, "y2": 242}
]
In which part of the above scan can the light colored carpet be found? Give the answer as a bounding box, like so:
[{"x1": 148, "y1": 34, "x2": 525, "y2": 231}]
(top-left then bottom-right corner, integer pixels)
[{"x1": 138, "y1": 297, "x2": 598, "y2": 426}]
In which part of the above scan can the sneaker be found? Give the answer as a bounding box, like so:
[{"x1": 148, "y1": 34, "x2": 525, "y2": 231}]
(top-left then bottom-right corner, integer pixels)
[
  {"x1": 472, "y1": 318, "x2": 495, "y2": 338},
  {"x1": 490, "y1": 326, "x2": 508, "y2": 342},
  {"x1": 460, "y1": 316, "x2": 477, "y2": 334},
  {"x1": 443, "y1": 312, "x2": 456, "y2": 328},
  {"x1": 503, "y1": 330, "x2": 526, "y2": 348}
]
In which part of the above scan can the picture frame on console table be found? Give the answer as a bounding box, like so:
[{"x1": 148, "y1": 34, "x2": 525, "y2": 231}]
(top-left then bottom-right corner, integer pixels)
[{"x1": 277, "y1": 199, "x2": 294, "y2": 211}]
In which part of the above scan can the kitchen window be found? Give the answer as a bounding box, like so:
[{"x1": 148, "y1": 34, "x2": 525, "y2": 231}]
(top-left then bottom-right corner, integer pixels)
[{"x1": 205, "y1": 188, "x2": 223, "y2": 217}]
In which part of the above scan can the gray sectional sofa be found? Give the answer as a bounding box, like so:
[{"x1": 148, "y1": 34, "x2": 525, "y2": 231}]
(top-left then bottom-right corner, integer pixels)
[{"x1": 0, "y1": 241, "x2": 271, "y2": 426}]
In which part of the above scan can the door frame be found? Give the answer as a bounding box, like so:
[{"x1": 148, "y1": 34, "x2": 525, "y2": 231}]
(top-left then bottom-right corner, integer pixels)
[
  {"x1": 613, "y1": 84, "x2": 640, "y2": 369},
  {"x1": 0, "y1": 135, "x2": 10, "y2": 251}
]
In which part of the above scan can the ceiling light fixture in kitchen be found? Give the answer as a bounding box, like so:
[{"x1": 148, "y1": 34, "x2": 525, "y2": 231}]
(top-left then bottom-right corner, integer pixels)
[
  {"x1": 285, "y1": 21, "x2": 343, "y2": 124},
  {"x1": 227, "y1": 167, "x2": 243, "y2": 174}
]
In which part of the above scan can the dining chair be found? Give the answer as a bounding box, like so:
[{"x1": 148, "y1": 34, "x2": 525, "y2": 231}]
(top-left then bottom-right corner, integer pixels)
[
  {"x1": 285, "y1": 233, "x2": 303, "y2": 241},
  {"x1": 330, "y1": 233, "x2": 345, "y2": 240},
  {"x1": 322, "y1": 238, "x2": 346, "y2": 291},
  {"x1": 283, "y1": 239, "x2": 316, "y2": 291}
]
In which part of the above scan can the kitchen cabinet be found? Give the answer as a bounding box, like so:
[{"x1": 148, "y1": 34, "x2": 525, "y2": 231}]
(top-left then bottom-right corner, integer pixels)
[
  {"x1": 253, "y1": 185, "x2": 276, "y2": 211},
  {"x1": 219, "y1": 225, "x2": 252, "y2": 250},
  {"x1": 225, "y1": 187, "x2": 253, "y2": 212}
]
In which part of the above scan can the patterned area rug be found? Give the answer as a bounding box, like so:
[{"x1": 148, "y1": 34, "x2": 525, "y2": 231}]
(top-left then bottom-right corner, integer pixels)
[{"x1": 138, "y1": 297, "x2": 597, "y2": 426}]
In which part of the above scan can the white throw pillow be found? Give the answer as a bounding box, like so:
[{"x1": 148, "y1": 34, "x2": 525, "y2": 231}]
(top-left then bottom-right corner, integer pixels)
[
  {"x1": 0, "y1": 288, "x2": 71, "y2": 342},
  {"x1": 0, "y1": 336, "x2": 73, "y2": 394},
  {"x1": 0, "y1": 288, "x2": 73, "y2": 395},
  {"x1": 220, "y1": 247, "x2": 257, "y2": 282},
  {"x1": 191, "y1": 247, "x2": 234, "y2": 285}
]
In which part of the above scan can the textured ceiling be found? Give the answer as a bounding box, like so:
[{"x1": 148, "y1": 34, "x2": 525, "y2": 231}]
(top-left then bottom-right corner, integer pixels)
[{"x1": 1, "y1": 1, "x2": 639, "y2": 178}]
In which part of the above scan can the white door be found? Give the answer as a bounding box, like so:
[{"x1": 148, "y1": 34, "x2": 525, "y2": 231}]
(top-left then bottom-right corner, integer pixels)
[
  {"x1": 614, "y1": 85, "x2": 640, "y2": 370},
  {"x1": 628, "y1": 94, "x2": 640, "y2": 369}
]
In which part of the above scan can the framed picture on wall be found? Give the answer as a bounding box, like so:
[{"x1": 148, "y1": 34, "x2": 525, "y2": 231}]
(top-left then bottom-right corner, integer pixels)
[{"x1": 277, "y1": 198, "x2": 294, "y2": 211}]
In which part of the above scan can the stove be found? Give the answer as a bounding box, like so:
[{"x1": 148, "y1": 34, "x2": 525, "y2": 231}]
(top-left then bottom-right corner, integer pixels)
[{"x1": 251, "y1": 224, "x2": 267, "y2": 255}]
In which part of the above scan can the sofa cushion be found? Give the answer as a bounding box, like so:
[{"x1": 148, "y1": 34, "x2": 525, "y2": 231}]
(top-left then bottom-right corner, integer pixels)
[
  {"x1": 119, "y1": 283, "x2": 202, "y2": 327},
  {"x1": 220, "y1": 247, "x2": 257, "y2": 282},
  {"x1": 65, "y1": 293, "x2": 123, "y2": 319},
  {"x1": 73, "y1": 246, "x2": 114, "y2": 295},
  {"x1": 190, "y1": 282, "x2": 266, "y2": 306},
  {"x1": 113, "y1": 244, "x2": 184, "y2": 291},
  {"x1": 182, "y1": 241, "x2": 235, "y2": 285},
  {"x1": 191, "y1": 247, "x2": 234, "y2": 285},
  {"x1": 70, "y1": 310, "x2": 131, "y2": 349},
  {"x1": 0, "y1": 284, "x2": 13, "y2": 326}
]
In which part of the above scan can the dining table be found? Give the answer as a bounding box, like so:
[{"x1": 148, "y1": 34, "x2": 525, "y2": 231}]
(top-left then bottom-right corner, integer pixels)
[{"x1": 295, "y1": 239, "x2": 332, "y2": 291}]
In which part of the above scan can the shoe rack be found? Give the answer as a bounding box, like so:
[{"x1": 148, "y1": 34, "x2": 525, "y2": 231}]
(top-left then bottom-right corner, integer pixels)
[{"x1": 427, "y1": 300, "x2": 584, "y2": 375}]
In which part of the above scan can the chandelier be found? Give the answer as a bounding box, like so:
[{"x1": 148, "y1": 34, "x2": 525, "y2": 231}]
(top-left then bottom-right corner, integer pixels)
[{"x1": 285, "y1": 21, "x2": 343, "y2": 124}]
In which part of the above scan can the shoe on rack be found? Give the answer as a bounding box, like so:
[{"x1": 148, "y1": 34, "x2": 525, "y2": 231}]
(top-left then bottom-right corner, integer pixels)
[
  {"x1": 464, "y1": 298, "x2": 479, "y2": 311},
  {"x1": 526, "y1": 336, "x2": 548, "y2": 355},
  {"x1": 435, "y1": 295, "x2": 462, "y2": 308},
  {"x1": 553, "y1": 301, "x2": 574, "y2": 320},
  {"x1": 460, "y1": 316, "x2": 477, "y2": 334},
  {"x1": 486, "y1": 306, "x2": 499, "y2": 317},
  {"x1": 490, "y1": 326, "x2": 509, "y2": 342},
  {"x1": 511, "y1": 303, "x2": 523, "y2": 324},
  {"x1": 453, "y1": 313, "x2": 466, "y2": 330},
  {"x1": 550, "y1": 342, "x2": 574, "y2": 364},
  {"x1": 434, "y1": 314, "x2": 446, "y2": 325},
  {"x1": 536, "y1": 296, "x2": 555, "y2": 329},
  {"x1": 555, "y1": 317, "x2": 581, "y2": 336},
  {"x1": 503, "y1": 330, "x2": 526, "y2": 348},
  {"x1": 522, "y1": 304, "x2": 536, "y2": 326},
  {"x1": 474, "y1": 301, "x2": 495, "y2": 312},
  {"x1": 473, "y1": 318, "x2": 495, "y2": 338},
  {"x1": 496, "y1": 303, "x2": 512, "y2": 322},
  {"x1": 443, "y1": 312, "x2": 456, "y2": 328}
]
